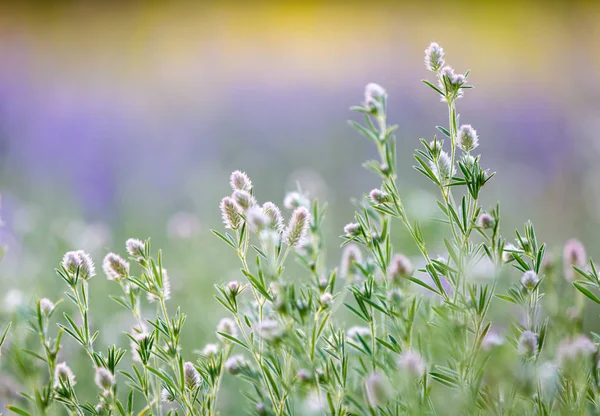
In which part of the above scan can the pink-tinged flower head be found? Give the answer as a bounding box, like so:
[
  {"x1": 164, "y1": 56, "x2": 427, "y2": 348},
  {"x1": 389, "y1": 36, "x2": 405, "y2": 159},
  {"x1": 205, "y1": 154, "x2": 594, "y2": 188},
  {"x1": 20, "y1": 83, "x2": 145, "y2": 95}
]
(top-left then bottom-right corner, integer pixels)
[
  {"x1": 457, "y1": 125, "x2": 479, "y2": 152},
  {"x1": 262, "y1": 202, "x2": 284, "y2": 232},
  {"x1": 283, "y1": 207, "x2": 310, "y2": 247},
  {"x1": 102, "y1": 253, "x2": 129, "y2": 281},
  {"x1": 424, "y1": 42, "x2": 445, "y2": 72},
  {"x1": 125, "y1": 238, "x2": 145, "y2": 258},
  {"x1": 229, "y1": 170, "x2": 253, "y2": 192},
  {"x1": 220, "y1": 196, "x2": 242, "y2": 230},
  {"x1": 563, "y1": 239, "x2": 586, "y2": 282},
  {"x1": 232, "y1": 190, "x2": 256, "y2": 211},
  {"x1": 62, "y1": 250, "x2": 96, "y2": 280}
]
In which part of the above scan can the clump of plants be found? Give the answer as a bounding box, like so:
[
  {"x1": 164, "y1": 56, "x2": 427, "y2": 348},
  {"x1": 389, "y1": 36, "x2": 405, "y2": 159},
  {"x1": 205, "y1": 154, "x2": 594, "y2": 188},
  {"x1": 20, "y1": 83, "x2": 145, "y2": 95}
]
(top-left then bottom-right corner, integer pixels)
[{"x1": 5, "y1": 43, "x2": 600, "y2": 416}]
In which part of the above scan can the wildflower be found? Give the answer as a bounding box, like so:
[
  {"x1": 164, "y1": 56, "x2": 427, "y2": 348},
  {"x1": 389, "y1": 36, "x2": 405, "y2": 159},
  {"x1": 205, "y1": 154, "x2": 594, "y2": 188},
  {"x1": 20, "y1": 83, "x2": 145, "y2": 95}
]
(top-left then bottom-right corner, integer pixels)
[
  {"x1": 184, "y1": 361, "x2": 201, "y2": 390},
  {"x1": 556, "y1": 335, "x2": 597, "y2": 365},
  {"x1": 283, "y1": 191, "x2": 310, "y2": 210},
  {"x1": 388, "y1": 254, "x2": 413, "y2": 283},
  {"x1": 482, "y1": 329, "x2": 505, "y2": 351},
  {"x1": 424, "y1": 42, "x2": 445, "y2": 72},
  {"x1": 94, "y1": 368, "x2": 115, "y2": 391},
  {"x1": 262, "y1": 202, "x2": 284, "y2": 232},
  {"x1": 369, "y1": 188, "x2": 391, "y2": 205},
  {"x1": 344, "y1": 222, "x2": 361, "y2": 238},
  {"x1": 283, "y1": 207, "x2": 310, "y2": 246},
  {"x1": 247, "y1": 205, "x2": 269, "y2": 232},
  {"x1": 397, "y1": 349, "x2": 426, "y2": 378},
  {"x1": 224, "y1": 355, "x2": 247, "y2": 375},
  {"x1": 220, "y1": 196, "x2": 242, "y2": 230},
  {"x1": 430, "y1": 150, "x2": 455, "y2": 181},
  {"x1": 62, "y1": 250, "x2": 96, "y2": 280},
  {"x1": 102, "y1": 253, "x2": 129, "y2": 281},
  {"x1": 340, "y1": 244, "x2": 363, "y2": 280},
  {"x1": 146, "y1": 268, "x2": 171, "y2": 302},
  {"x1": 257, "y1": 319, "x2": 283, "y2": 341},
  {"x1": 230, "y1": 170, "x2": 253, "y2": 192},
  {"x1": 347, "y1": 326, "x2": 371, "y2": 341},
  {"x1": 502, "y1": 243, "x2": 519, "y2": 262},
  {"x1": 201, "y1": 343, "x2": 219, "y2": 357},
  {"x1": 364, "y1": 83, "x2": 387, "y2": 112},
  {"x1": 232, "y1": 190, "x2": 256, "y2": 211},
  {"x1": 429, "y1": 139, "x2": 443, "y2": 158},
  {"x1": 563, "y1": 239, "x2": 586, "y2": 282},
  {"x1": 518, "y1": 330, "x2": 538, "y2": 357},
  {"x1": 217, "y1": 317, "x2": 238, "y2": 341},
  {"x1": 457, "y1": 125, "x2": 479, "y2": 152},
  {"x1": 161, "y1": 388, "x2": 176, "y2": 403},
  {"x1": 365, "y1": 372, "x2": 391, "y2": 408},
  {"x1": 521, "y1": 270, "x2": 539, "y2": 290},
  {"x1": 227, "y1": 280, "x2": 242, "y2": 297},
  {"x1": 477, "y1": 213, "x2": 494, "y2": 229},
  {"x1": 125, "y1": 238, "x2": 145, "y2": 258},
  {"x1": 54, "y1": 362, "x2": 76, "y2": 387},
  {"x1": 39, "y1": 298, "x2": 54, "y2": 316},
  {"x1": 130, "y1": 324, "x2": 150, "y2": 363},
  {"x1": 438, "y1": 66, "x2": 466, "y2": 100},
  {"x1": 320, "y1": 292, "x2": 333, "y2": 307},
  {"x1": 296, "y1": 368, "x2": 313, "y2": 383}
]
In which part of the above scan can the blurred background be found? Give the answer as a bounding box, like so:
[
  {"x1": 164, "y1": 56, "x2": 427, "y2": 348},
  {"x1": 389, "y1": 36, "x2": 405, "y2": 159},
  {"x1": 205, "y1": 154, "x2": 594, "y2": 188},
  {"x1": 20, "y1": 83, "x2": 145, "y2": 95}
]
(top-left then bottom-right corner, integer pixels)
[{"x1": 0, "y1": 0, "x2": 599, "y2": 412}]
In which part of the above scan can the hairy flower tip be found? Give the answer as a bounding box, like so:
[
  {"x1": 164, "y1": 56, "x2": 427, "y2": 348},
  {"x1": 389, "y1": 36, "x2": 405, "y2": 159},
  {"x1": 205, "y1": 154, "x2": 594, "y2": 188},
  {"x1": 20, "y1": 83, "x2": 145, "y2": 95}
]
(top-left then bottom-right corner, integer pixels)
[
  {"x1": 347, "y1": 326, "x2": 371, "y2": 341},
  {"x1": 201, "y1": 343, "x2": 219, "y2": 357},
  {"x1": 184, "y1": 362, "x2": 201, "y2": 390},
  {"x1": 283, "y1": 207, "x2": 310, "y2": 247},
  {"x1": 62, "y1": 250, "x2": 96, "y2": 280},
  {"x1": 477, "y1": 213, "x2": 494, "y2": 230},
  {"x1": 320, "y1": 292, "x2": 334, "y2": 307},
  {"x1": 225, "y1": 355, "x2": 247, "y2": 375},
  {"x1": 502, "y1": 243, "x2": 520, "y2": 262},
  {"x1": 438, "y1": 66, "x2": 466, "y2": 101},
  {"x1": 247, "y1": 205, "x2": 269, "y2": 232},
  {"x1": 40, "y1": 298, "x2": 54, "y2": 316},
  {"x1": 161, "y1": 388, "x2": 176, "y2": 403},
  {"x1": 557, "y1": 335, "x2": 597, "y2": 365},
  {"x1": 94, "y1": 367, "x2": 115, "y2": 391},
  {"x1": 344, "y1": 222, "x2": 361, "y2": 238},
  {"x1": 229, "y1": 170, "x2": 253, "y2": 192},
  {"x1": 430, "y1": 151, "x2": 455, "y2": 181},
  {"x1": 257, "y1": 319, "x2": 283, "y2": 341},
  {"x1": 518, "y1": 330, "x2": 538, "y2": 357},
  {"x1": 369, "y1": 188, "x2": 391, "y2": 205},
  {"x1": 147, "y1": 268, "x2": 171, "y2": 302},
  {"x1": 340, "y1": 244, "x2": 363, "y2": 280},
  {"x1": 521, "y1": 270, "x2": 539, "y2": 290},
  {"x1": 102, "y1": 253, "x2": 129, "y2": 281},
  {"x1": 388, "y1": 254, "x2": 413, "y2": 283},
  {"x1": 220, "y1": 196, "x2": 242, "y2": 230},
  {"x1": 54, "y1": 362, "x2": 76, "y2": 387},
  {"x1": 365, "y1": 372, "x2": 391, "y2": 408},
  {"x1": 283, "y1": 191, "x2": 310, "y2": 210},
  {"x1": 231, "y1": 190, "x2": 256, "y2": 212},
  {"x1": 424, "y1": 42, "x2": 445, "y2": 72},
  {"x1": 217, "y1": 317, "x2": 238, "y2": 341},
  {"x1": 125, "y1": 238, "x2": 145, "y2": 258},
  {"x1": 429, "y1": 139, "x2": 443, "y2": 158},
  {"x1": 563, "y1": 239, "x2": 586, "y2": 282},
  {"x1": 457, "y1": 125, "x2": 479, "y2": 152},
  {"x1": 364, "y1": 83, "x2": 387, "y2": 113},
  {"x1": 262, "y1": 202, "x2": 284, "y2": 232},
  {"x1": 397, "y1": 349, "x2": 426, "y2": 378},
  {"x1": 227, "y1": 280, "x2": 241, "y2": 296}
]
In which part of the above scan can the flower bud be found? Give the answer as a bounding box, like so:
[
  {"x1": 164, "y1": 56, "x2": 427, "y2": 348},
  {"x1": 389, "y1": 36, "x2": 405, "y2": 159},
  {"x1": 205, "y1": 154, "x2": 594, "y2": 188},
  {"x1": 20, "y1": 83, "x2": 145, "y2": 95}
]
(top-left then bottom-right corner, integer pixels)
[
  {"x1": 161, "y1": 388, "x2": 176, "y2": 403},
  {"x1": 430, "y1": 150, "x2": 455, "y2": 181},
  {"x1": 94, "y1": 367, "x2": 115, "y2": 391},
  {"x1": 201, "y1": 343, "x2": 219, "y2": 357},
  {"x1": 184, "y1": 361, "x2": 201, "y2": 390},
  {"x1": 563, "y1": 239, "x2": 586, "y2": 282},
  {"x1": 424, "y1": 42, "x2": 445, "y2": 72},
  {"x1": 365, "y1": 372, "x2": 391, "y2": 408},
  {"x1": 369, "y1": 188, "x2": 391, "y2": 205},
  {"x1": 229, "y1": 170, "x2": 253, "y2": 192},
  {"x1": 320, "y1": 292, "x2": 333, "y2": 307},
  {"x1": 217, "y1": 317, "x2": 238, "y2": 341},
  {"x1": 518, "y1": 330, "x2": 538, "y2": 357},
  {"x1": 247, "y1": 205, "x2": 269, "y2": 232},
  {"x1": 55, "y1": 362, "x2": 76, "y2": 387},
  {"x1": 125, "y1": 238, "x2": 145, "y2": 258},
  {"x1": 477, "y1": 213, "x2": 494, "y2": 229},
  {"x1": 102, "y1": 253, "x2": 129, "y2": 281},
  {"x1": 344, "y1": 222, "x2": 361, "y2": 238},
  {"x1": 232, "y1": 190, "x2": 256, "y2": 212},
  {"x1": 457, "y1": 125, "x2": 479, "y2": 152},
  {"x1": 220, "y1": 196, "x2": 242, "y2": 230},
  {"x1": 225, "y1": 355, "x2": 247, "y2": 375},
  {"x1": 283, "y1": 191, "x2": 310, "y2": 210},
  {"x1": 388, "y1": 254, "x2": 413, "y2": 283},
  {"x1": 262, "y1": 202, "x2": 284, "y2": 232},
  {"x1": 40, "y1": 298, "x2": 54, "y2": 316},
  {"x1": 283, "y1": 207, "x2": 310, "y2": 247},
  {"x1": 397, "y1": 349, "x2": 426, "y2": 378},
  {"x1": 62, "y1": 250, "x2": 96, "y2": 280},
  {"x1": 521, "y1": 270, "x2": 539, "y2": 290}
]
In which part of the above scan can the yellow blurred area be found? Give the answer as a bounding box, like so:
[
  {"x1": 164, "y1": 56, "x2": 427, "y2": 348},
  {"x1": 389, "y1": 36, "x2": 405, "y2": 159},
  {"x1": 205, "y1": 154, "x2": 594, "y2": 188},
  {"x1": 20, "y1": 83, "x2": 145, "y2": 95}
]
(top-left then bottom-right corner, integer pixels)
[{"x1": 1, "y1": 1, "x2": 598, "y2": 93}]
